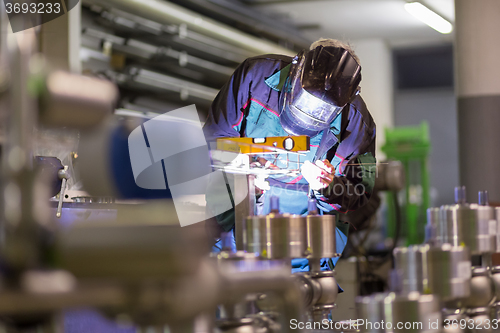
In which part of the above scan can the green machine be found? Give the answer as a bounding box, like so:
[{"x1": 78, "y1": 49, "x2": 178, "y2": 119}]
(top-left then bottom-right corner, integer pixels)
[{"x1": 381, "y1": 122, "x2": 431, "y2": 245}]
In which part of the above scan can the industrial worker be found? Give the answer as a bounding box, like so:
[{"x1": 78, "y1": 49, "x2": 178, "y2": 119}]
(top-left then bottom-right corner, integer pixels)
[{"x1": 203, "y1": 38, "x2": 376, "y2": 272}]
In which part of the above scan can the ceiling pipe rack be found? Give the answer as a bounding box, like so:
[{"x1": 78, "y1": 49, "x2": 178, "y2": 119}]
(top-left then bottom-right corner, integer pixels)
[{"x1": 82, "y1": 0, "x2": 296, "y2": 57}]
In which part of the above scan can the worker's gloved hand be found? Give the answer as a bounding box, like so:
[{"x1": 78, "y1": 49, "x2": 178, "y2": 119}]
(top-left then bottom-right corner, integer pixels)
[
  {"x1": 300, "y1": 159, "x2": 335, "y2": 191},
  {"x1": 250, "y1": 157, "x2": 277, "y2": 195},
  {"x1": 250, "y1": 157, "x2": 279, "y2": 170}
]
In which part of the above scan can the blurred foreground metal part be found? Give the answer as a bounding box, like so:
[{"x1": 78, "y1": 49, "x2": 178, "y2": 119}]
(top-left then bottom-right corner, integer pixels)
[
  {"x1": 426, "y1": 244, "x2": 471, "y2": 303},
  {"x1": 243, "y1": 212, "x2": 339, "y2": 260},
  {"x1": 356, "y1": 292, "x2": 441, "y2": 333},
  {"x1": 0, "y1": 14, "x2": 311, "y2": 333},
  {"x1": 213, "y1": 249, "x2": 335, "y2": 333},
  {"x1": 39, "y1": 70, "x2": 119, "y2": 128},
  {"x1": 379, "y1": 186, "x2": 500, "y2": 332},
  {"x1": 393, "y1": 243, "x2": 471, "y2": 303},
  {"x1": 426, "y1": 187, "x2": 497, "y2": 258},
  {"x1": 374, "y1": 160, "x2": 405, "y2": 192},
  {"x1": 245, "y1": 213, "x2": 308, "y2": 259},
  {"x1": 236, "y1": 208, "x2": 340, "y2": 325}
]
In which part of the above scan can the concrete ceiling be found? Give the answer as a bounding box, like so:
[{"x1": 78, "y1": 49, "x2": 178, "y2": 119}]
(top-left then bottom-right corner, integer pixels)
[{"x1": 248, "y1": 0, "x2": 455, "y2": 48}]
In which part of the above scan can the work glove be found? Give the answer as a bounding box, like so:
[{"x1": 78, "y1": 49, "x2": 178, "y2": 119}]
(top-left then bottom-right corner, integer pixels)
[
  {"x1": 254, "y1": 174, "x2": 270, "y2": 192},
  {"x1": 300, "y1": 159, "x2": 335, "y2": 191},
  {"x1": 250, "y1": 157, "x2": 277, "y2": 194}
]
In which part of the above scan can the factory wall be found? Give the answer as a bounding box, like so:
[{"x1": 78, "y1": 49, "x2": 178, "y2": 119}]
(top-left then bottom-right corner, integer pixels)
[
  {"x1": 394, "y1": 88, "x2": 458, "y2": 207},
  {"x1": 353, "y1": 39, "x2": 459, "y2": 206},
  {"x1": 354, "y1": 38, "x2": 394, "y2": 161},
  {"x1": 392, "y1": 45, "x2": 458, "y2": 207}
]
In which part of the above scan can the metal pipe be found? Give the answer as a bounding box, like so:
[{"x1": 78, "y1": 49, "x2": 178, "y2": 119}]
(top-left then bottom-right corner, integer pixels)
[
  {"x1": 169, "y1": 0, "x2": 311, "y2": 50},
  {"x1": 221, "y1": 269, "x2": 303, "y2": 330},
  {"x1": 82, "y1": 0, "x2": 295, "y2": 57},
  {"x1": 308, "y1": 258, "x2": 321, "y2": 273},
  {"x1": 58, "y1": 202, "x2": 208, "y2": 279},
  {"x1": 130, "y1": 68, "x2": 218, "y2": 101},
  {"x1": 0, "y1": 284, "x2": 128, "y2": 315},
  {"x1": 83, "y1": 27, "x2": 236, "y2": 76}
]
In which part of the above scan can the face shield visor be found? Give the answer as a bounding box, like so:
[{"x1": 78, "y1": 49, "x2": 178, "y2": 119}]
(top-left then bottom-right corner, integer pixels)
[{"x1": 279, "y1": 46, "x2": 361, "y2": 137}]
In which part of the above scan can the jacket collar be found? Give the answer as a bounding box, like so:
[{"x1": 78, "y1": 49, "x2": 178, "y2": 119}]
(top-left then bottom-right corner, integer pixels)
[{"x1": 265, "y1": 64, "x2": 291, "y2": 91}]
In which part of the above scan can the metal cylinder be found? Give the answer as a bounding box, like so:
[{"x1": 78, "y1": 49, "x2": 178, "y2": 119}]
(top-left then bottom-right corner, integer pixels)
[
  {"x1": 393, "y1": 245, "x2": 428, "y2": 294},
  {"x1": 256, "y1": 215, "x2": 286, "y2": 259},
  {"x1": 356, "y1": 293, "x2": 394, "y2": 333},
  {"x1": 390, "y1": 293, "x2": 441, "y2": 333},
  {"x1": 244, "y1": 215, "x2": 266, "y2": 256},
  {"x1": 287, "y1": 215, "x2": 309, "y2": 258},
  {"x1": 441, "y1": 204, "x2": 474, "y2": 247},
  {"x1": 244, "y1": 213, "x2": 307, "y2": 259},
  {"x1": 479, "y1": 190, "x2": 490, "y2": 206},
  {"x1": 439, "y1": 204, "x2": 495, "y2": 255},
  {"x1": 471, "y1": 204, "x2": 496, "y2": 254},
  {"x1": 356, "y1": 292, "x2": 441, "y2": 333},
  {"x1": 455, "y1": 186, "x2": 467, "y2": 205},
  {"x1": 463, "y1": 267, "x2": 494, "y2": 308},
  {"x1": 426, "y1": 207, "x2": 440, "y2": 245},
  {"x1": 439, "y1": 204, "x2": 452, "y2": 245},
  {"x1": 306, "y1": 214, "x2": 339, "y2": 259},
  {"x1": 426, "y1": 244, "x2": 471, "y2": 301}
]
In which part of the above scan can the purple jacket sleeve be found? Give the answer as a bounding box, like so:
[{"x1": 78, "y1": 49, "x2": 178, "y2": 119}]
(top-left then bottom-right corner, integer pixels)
[{"x1": 203, "y1": 59, "x2": 254, "y2": 142}]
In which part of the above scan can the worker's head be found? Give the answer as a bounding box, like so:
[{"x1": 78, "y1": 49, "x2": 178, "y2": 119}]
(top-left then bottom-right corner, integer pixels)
[{"x1": 279, "y1": 39, "x2": 361, "y2": 137}]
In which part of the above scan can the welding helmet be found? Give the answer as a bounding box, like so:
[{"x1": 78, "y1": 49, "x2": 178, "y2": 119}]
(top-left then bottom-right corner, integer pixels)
[{"x1": 279, "y1": 46, "x2": 362, "y2": 137}]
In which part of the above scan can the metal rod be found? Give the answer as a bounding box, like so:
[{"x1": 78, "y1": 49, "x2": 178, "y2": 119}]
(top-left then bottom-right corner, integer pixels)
[
  {"x1": 56, "y1": 177, "x2": 67, "y2": 219},
  {"x1": 308, "y1": 258, "x2": 322, "y2": 272},
  {"x1": 234, "y1": 174, "x2": 255, "y2": 251}
]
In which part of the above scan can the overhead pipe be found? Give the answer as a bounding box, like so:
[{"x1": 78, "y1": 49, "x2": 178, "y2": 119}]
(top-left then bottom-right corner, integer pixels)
[
  {"x1": 129, "y1": 67, "x2": 219, "y2": 101},
  {"x1": 94, "y1": 8, "x2": 251, "y2": 63},
  {"x1": 167, "y1": 0, "x2": 311, "y2": 50},
  {"x1": 83, "y1": 0, "x2": 296, "y2": 57},
  {"x1": 83, "y1": 27, "x2": 236, "y2": 76}
]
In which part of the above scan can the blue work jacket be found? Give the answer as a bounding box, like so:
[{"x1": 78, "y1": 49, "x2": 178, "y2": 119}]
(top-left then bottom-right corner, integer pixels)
[{"x1": 203, "y1": 54, "x2": 376, "y2": 225}]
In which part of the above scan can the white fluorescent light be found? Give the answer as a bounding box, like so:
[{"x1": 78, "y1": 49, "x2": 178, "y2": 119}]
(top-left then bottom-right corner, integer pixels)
[{"x1": 405, "y1": 2, "x2": 453, "y2": 34}]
